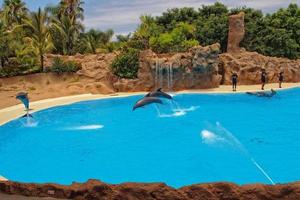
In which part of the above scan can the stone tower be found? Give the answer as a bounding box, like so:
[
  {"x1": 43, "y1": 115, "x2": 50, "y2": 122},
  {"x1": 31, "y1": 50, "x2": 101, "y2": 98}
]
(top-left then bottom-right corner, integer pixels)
[{"x1": 227, "y1": 12, "x2": 245, "y2": 53}]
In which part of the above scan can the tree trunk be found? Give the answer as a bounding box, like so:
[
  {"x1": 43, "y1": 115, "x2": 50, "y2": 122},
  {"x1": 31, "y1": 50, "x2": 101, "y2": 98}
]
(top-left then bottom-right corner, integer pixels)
[
  {"x1": 40, "y1": 54, "x2": 44, "y2": 72},
  {"x1": 0, "y1": 57, "x2": 4, "y2": 69}
]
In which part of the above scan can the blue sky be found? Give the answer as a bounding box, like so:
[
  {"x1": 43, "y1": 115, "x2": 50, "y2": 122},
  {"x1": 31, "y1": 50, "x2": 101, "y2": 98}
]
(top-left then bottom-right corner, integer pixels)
[{"x1": 22, "y1": 0, "x2": 300, "y2": 35}]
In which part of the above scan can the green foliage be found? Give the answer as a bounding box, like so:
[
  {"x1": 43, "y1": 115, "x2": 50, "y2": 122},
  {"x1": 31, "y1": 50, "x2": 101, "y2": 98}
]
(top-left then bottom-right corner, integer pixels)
[
  {"x1": 50, "y1": 57, "x2": 82, "y2": 74},
  {"x1": 76, "y1": 29, "x2": 114, "y2": 54},
  {"x1": 21, "y1": 8, "x2": 53, "y2": 70},
  {"x1": 156, "y1": 7, "x2": 199, "y2": 31},
  {"x1": 0, "y1": 0, "x2": 300, "y2": 79},
  {"x1": 149, "y1": 22, "x2": 199, "y2": 53},
  {"x1": 127, "y1": 2, "x2": 299, "y2": 58},
  {"x1": 196, "y1": 3, "x2": 229, "y2": 52},
  {"x1": 1, "y1": 0, "x2": 28, "y2": 29},
  {"x1": 111, "y1": 48, "x2": 139, "y2": 79}
]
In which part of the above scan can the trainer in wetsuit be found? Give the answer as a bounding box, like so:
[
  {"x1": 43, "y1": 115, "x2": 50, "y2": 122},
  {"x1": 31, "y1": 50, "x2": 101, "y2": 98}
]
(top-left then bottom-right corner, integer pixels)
[
  {"x1": 279, "y1": 71, "x2": 284, "y2": 88},
  {"x1": 261, "y1": 69, "x2": 267, "y2": 90},
  {"x1": 231, "y1": 72, "x2": 238, "y2": 92}
]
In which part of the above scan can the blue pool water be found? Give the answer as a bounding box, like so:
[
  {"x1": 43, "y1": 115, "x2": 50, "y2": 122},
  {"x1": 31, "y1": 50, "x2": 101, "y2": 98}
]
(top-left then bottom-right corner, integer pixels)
[{"x1": 0, "y1": 88, "x2": 300, "y2": 187}]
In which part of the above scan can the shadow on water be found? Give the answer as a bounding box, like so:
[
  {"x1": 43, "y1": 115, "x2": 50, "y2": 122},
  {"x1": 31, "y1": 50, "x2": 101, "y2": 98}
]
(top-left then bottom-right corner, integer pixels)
[{"x1": 201, "y1": 122, "x2": 275, "y2": 185}]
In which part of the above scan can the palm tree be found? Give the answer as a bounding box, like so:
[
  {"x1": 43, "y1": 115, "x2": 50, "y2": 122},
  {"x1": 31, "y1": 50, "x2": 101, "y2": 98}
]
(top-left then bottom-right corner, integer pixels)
[
  {"x1": 51, "y1": 15, "x2": 84, "y2": 55},
  {"x1": 22, "y1": 8, "x2": 53, "y2": 71},
  {"x1": 0, "y1": 0, "x2": 28, "y2": 29},
  {"x1": 81, "y1": 29, "x2": 114, "y2": 53},
  {"x1": 101, "y1": 29, "x2": 114, "y2": 44},
  {"x1": 82, "y1": 29, "x2": 102, "y2": 53},
  {"x1": 0, "y1": 22, "x2": 11, "y2": 68},
  {"x1": 58, "y1": 0, "x2": 84, "y2": 20}
]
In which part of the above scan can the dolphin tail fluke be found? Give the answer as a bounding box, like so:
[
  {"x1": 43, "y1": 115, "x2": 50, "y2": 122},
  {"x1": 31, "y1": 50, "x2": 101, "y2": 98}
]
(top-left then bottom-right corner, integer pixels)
[{"x1": 21, "y1": 113, "x2": 33, "y2": 118}]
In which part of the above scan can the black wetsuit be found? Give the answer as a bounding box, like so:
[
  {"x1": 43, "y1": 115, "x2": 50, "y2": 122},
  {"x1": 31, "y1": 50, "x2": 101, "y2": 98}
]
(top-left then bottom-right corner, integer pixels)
[
  {"x1": 232, "y1": 74, "x2": 238, "y2": 91},
  {"x1": 261, "y1": 72, "x2": 267, "y2": 90},
  {"x1": 279, "y1": 73, "x2": 284, "y2": 88}
]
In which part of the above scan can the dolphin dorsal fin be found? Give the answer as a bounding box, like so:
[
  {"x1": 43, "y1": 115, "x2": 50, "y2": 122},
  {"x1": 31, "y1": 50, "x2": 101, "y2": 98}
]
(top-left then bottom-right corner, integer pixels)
[{"x1": 157, "y1": 88, "x2": 162, "y2": 92}]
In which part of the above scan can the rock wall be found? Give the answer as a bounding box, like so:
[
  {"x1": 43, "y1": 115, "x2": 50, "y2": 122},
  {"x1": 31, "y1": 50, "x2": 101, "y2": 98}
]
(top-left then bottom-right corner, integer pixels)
[
  {"x1": 222, "y1": 11, "x2": 300, "y2": 85},
  {"x1": 45, "y1": 53, "x2": 117, "y2": 93},
  {"x1": 113, "y1": 43, "x2": 222, "y2": 92},
  {"x1": 227, "y1": 12, "x2": 245, "y2": 53},
  {"x1": 219, "y1": 50, "x2": 300, "y2": 85},
  {"x1": 0, "y1": 180, "x2": 300, "y2": 200}
]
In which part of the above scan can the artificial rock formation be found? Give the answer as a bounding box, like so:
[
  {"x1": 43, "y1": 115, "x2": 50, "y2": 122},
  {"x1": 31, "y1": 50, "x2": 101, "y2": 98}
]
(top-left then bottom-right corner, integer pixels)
[
  {"x1": 227, "y1": 12, "x2": 245, "y2": 53},
  {"x1": 219, "y1": 51, "x2": 300, "y2": 85},
  {"x1": 222, "y1": 11, "x2": 300, "y2": 85},
  {"x1": 113, "y1": 43, "x2": 221, "y2": 92},
  {"x1": 0, "y1": 179, "x2": 300, "y2": 200}
]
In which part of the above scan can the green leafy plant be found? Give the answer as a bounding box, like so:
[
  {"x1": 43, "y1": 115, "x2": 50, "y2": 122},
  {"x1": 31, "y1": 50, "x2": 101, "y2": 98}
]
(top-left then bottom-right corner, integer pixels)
[
  {"x1": 111, "y1": 48, "x2": 139, "y2": 79},
  {"x1": 50, "y1": 57, "x2": 82, "y2": 74}
]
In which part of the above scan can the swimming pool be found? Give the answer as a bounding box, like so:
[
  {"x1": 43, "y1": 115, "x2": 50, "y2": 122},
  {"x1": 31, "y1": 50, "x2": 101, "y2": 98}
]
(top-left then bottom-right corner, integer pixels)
[{"x1": 0, "y1": 88, "x2": 299, "y2": 187}]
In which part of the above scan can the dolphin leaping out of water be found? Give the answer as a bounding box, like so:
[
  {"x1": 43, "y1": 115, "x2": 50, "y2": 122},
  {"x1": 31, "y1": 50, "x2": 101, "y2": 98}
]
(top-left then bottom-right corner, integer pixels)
[
  {"x1": 145, "y1": 88, "x2": 173, "y2": 99},
  {"x1": 246, "y1": 89, "x2": 277, "y2": 98},
  {"x1": 132, "y1": 97, "x2": 163, "y2": 111},
  {"x1": 16, "y1": 92, "x2": 33, "y2": 118}
]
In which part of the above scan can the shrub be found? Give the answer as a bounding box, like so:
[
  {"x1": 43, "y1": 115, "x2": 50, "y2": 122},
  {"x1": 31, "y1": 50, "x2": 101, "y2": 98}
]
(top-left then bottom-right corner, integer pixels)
[
  {"x1": 111, "y1": 48, "x2": 139, "y2": 79},
  {"x1": 0, "y1": 64, "x2": 40, "y2": 77},
  {"x1": 50, "y1": 57, "x2": 82, "y2": 74},
  {"x1": 149, "y1": 22, "x2": 199, "y2": 53}
]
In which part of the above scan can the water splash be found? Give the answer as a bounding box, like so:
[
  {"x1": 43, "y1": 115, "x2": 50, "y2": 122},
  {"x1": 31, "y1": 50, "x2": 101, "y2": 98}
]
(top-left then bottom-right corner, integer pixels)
[
  {"x1": 173, "y1": 106, "x2": 200, "y2": 112},
  {"x1": 154, "y1": 99, "x2": 199, "y2": 118},
  {"x1": 171, "y1": 99, "x2": 199, "y2": 113},
  {"x1": 158, "y1": 110, "x2": 186, "y2": 118},
  {"x1": 21, "y1": 116, "x2": 38, "y2": 127},
  {"x1": 201, "y1": 130, "x2": 225, "y2": 144},
  {"x1": 66, "y1": 125, "x2": 104, "y2": 131},
  {"x1": 201, "y1": 122, "x2": 275, "y2": 185}
]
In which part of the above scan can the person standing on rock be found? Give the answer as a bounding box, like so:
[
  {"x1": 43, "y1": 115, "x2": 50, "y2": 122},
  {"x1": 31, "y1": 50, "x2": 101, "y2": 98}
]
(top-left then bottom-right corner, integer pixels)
[
  {"x1": 279, "y1": 71, "x2": 284, "y2": 88},
  {"x1": 231, "y1": 72, "x2": 238, "y2": 92},
  {"x1": 261, "y1": 69, "x2": 267, "y2": 90}
]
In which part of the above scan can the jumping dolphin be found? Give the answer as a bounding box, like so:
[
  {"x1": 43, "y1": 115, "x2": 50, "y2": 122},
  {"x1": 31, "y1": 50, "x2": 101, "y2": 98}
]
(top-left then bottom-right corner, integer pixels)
[
  {"x1": 16, "y1": 92, "x2": 33, "y2": 118},
  {"x1": 246, "y1": 89, "x2": 277, "y2": 98},
  {"x1": 145, "y1": 88, "x2": 173, "y2": 99},
  {"x1": 132, "y1": 97, "x2": 163, "y2": 111}
]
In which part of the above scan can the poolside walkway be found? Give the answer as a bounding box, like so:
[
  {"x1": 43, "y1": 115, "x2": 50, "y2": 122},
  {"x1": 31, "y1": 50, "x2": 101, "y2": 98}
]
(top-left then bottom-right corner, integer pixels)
[{"x1": 0, "y1": 82, "x2": 299, "y2": 126}]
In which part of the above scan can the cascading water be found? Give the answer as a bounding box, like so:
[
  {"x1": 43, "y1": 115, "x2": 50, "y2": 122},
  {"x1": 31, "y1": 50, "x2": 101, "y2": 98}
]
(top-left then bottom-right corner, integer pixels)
[
  {"x1": 155, "y1": 60, "x2": 159, "y2": 88},
  {"x1": 154, "y1": 60, "x2": 174, "y2": 92},
  {"x1": 167, "y1": 63, "x2": 173, "y2": 91},
  {"x1": 201, "y1": 122, "x2": 275, "y2": 185}
]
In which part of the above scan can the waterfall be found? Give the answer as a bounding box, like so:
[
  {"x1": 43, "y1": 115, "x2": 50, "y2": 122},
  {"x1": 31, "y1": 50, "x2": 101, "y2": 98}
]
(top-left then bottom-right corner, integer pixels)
[
  {"x1": 169, "y1": 63, "x2": 173, "y2": 91},
  {"x1": 154, "y1": 60, "x2": 174, "y2": 91},
  {"x1": 159, "y1": 64, "x2": 163, "y2": 88},
  {"x1": 155, "y1": 60, "x2": 159, "y2": 88}
]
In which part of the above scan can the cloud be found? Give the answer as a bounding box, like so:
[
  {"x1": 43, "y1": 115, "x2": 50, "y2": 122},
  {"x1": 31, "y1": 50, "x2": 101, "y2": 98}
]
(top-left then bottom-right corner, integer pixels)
[
  {"x1": 24, "y1": 0, "x2": 300, "y2": 35},
  {"x1": 84, "y1": 0, "x2": 214, "y2": 34},
  {"x1": 83, "y1": 0, "x2": 298, "y2": 34}
]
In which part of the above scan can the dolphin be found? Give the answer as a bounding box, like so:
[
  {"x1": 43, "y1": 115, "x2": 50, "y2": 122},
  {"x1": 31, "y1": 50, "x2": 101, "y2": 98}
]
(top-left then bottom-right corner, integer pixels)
[
  {"x1": 16, "y1": 92, "x2": 33, "y2": 118},
  {"x1": 145, "y1": 88, "x2": 173, "y2": 100},
  {"x1": 246, "y1": 89, "x2": 276, "y2": 98},
  {"x1": 133, "y1": 97, "x2": 163, "y2": 111}
]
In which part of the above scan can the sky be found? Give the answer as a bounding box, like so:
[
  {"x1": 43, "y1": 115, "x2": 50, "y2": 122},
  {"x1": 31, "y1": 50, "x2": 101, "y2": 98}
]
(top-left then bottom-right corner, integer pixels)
[{"x1": 21, "y1": 0, "x2": 300, "y2": 35}]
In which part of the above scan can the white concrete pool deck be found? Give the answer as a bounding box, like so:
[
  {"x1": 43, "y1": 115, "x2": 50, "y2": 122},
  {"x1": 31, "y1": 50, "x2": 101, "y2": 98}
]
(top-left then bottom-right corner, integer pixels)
[{"x1": 1, "y1": 83, "x2": 299, "y2": 127}]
